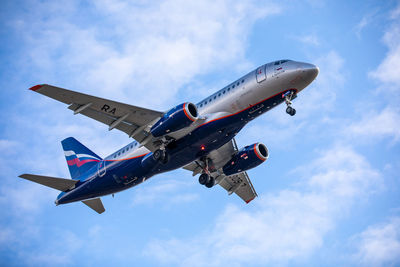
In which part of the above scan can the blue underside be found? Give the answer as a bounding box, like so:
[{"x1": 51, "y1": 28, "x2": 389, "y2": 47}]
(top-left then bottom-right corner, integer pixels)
[{"x1": 57, "y1": 89, "x2": 291, "y2": 204}]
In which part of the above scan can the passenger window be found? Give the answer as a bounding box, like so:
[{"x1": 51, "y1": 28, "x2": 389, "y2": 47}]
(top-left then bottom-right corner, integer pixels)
[
  {"x1": 223, "y1": 90, "x2": 225, "y2": 94},
  {"x1": 242, "y1": 79, "x2": 244, "y2": 83},
  {"x1": 237, "y1": 82, "x2": 239, "y2": 86},
  {"x1": 114, "y1": 155, "x2": 116, "y2": 158},
  {"x1": 122, "y1": 149, "x2": 125, "y2": 153},
  {"x1": 232, "y1": 85, "x2": 235, "y2": 88},
  {"x1": 200, "y1": 104, "x2": 203, "y2": 107},
  {"x1": 214, "y1": 96, "x2": 216, "y2": 99},
  {"x1": 218, "y1": 93, "x2": 221, "y2": 96},
  {"x1": 274, "y1": 61, "x2": 279, "y2": 65},
  {"x1": 228, "y1": 88, "x2": 231, "y2": 91},
  {"x1": 118, "y1": 152, "x2": 120, "y2": 156}
]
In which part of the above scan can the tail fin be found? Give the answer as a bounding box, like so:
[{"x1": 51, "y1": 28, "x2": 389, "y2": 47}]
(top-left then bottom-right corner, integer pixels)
[{"x1": 61, "y1": 137, "x2": 102, "y2": 179}]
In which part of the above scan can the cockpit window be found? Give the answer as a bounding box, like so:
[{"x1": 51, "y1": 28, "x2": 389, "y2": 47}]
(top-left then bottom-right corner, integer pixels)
[{"x1": 275, "y1": 60, "x2": 290, "y2": 65}]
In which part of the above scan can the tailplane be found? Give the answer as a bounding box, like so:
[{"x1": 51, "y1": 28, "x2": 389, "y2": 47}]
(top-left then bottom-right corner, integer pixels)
[
  {"x1": 19, "y1": 174, "x2": 78, "y2": 191},
  {"x1": 61, "y1": 137, "x2": 102, "y2": 179},
  {"x1": 82, "y1": 198, "x2": 105, "y2": 214}
]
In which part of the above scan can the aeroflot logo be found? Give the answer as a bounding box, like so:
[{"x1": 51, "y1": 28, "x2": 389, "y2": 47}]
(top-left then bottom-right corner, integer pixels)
[{"x1": 64, "y1": 150, "x2": 101, "y2": 167}]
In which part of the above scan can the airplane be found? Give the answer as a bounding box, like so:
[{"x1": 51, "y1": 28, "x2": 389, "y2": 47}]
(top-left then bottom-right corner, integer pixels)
[{"x1": 19, "y1": 59, "x2": 319, "y2": 214}]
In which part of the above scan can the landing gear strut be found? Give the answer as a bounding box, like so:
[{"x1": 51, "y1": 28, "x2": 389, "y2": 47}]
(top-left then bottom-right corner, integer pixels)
[{"x1": 284, "y1": 91, "x2": 296, "y2": 116}]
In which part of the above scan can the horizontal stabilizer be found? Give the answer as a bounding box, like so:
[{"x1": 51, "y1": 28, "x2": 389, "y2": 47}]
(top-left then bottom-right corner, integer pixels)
[
  {"x1": 82, "y1": 198, "x2": 105, "y2": 214},
  {"x1": 19, "y1": 174, "x2": 78, "y2": 191}
]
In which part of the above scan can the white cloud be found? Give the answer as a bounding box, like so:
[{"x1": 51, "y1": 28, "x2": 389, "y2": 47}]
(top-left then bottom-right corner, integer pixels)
[
  {"x1": 353, "y1": 217, "x2": 400, "y2": 266},
  {"x1": 369, "y1": 4, "x2": 400, "y2": 90},
  {"x1": 131, "y1": 178, "x2": 199, "y2": 207},
  {"x1": 354, "y1": 10, "x2": 378, "y2": 39},
  {"x1": 293, "y1": 33, "x2": 320, "y2": 46},
  {"x1": 345, "y1": 107, "x2": 400, "y2": 143},
  {"x1": 143, "y1": 145, "x2": 382, "y2": 266},
  {"x1": 17, "y1": 0, "x2": 281, "y2": 108}
]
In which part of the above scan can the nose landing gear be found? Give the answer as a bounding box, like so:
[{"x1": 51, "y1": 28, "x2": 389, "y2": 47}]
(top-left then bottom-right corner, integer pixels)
[{"x1": 283, "y1": 91, "x2": 296, "y2": 116}]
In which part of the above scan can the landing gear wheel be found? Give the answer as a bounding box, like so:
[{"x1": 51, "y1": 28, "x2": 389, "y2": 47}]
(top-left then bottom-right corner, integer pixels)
[
  {"x1": 286, "y1": 106, "x2": 296, "y2": 116},
  {"x1": 153, "y1": 149, "x2": 168, "y2": 163},
  {"x1": 205, "y1": 176, "x2": 215, "y2": 188},
  {"x1": 199, "y1": 173, "x2": 209, "y2": 185},
  {"x1": 153, "y1": 149, "x2": 163, "y2": 161}
]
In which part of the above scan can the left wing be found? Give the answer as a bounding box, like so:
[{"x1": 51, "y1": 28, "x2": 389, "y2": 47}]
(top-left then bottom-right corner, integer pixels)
[
  {"x1": 30, "y1": 84, "x2": 163, "y2": 151},
  {"x1": 183, "y1": 139, "x2": 258, "y2": 203}
]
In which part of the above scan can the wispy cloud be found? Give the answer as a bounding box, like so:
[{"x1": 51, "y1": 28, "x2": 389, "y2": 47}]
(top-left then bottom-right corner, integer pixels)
[
  {"x1": 131, "y1": 178, "x2": 199, "y2": 208},
  {"x1": 352, "y1": 217, "x2": 400, "y2": 266},
  {"x1": 291, "y1": 33, "x2": 320, "y2": 46},
  {"x1": 143, "y1": 145, "x2": 382, "y2": 266},
  {"x1": 15, "y1": 0, "x2": 281, "y2": 108},
  {"x1": 369, "y1": 4, "x2": 400, "y2": 90},
  {"x1": 345, "y1": 107, "x2": 400, "y2": 144}
]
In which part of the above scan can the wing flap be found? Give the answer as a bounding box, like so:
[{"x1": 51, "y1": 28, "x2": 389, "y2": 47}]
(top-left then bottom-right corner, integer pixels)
[
  {"x1": 82, "y1": 198, "x2": 105, "y2": 214},
  {"x1": 19, "y1": 174, "x2": 78, "y2": 191},
  {"x1": 217, "y1": 172, "x2": 257, "y2": 203}
]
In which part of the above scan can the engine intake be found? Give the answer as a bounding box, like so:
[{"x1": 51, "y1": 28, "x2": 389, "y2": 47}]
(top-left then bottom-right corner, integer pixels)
[
  {"x1": 223, "y1": 143, "x2": 268, "y2": 176},
  {"x1": 151, "y1": 102, "x2": 198, "y2": 137}
]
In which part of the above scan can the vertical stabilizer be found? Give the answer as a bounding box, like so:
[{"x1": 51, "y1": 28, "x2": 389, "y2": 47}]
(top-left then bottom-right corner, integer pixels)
[{"x1": 61, "y1": 137, "x2": 102, "y2": 179}]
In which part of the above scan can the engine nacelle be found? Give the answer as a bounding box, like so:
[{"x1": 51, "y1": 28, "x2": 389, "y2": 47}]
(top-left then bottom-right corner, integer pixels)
[
  {"x1": 150, "y1": 102, "x2": 198, "y2": 137},
  {"x1": 222, "y1": 143, "x2": 269, "y2": 176}
]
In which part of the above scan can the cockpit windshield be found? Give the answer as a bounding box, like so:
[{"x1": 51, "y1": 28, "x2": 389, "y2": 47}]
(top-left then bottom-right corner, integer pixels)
[{"x1": 274, "y1": 59, "x2": 290, "y2": 65}]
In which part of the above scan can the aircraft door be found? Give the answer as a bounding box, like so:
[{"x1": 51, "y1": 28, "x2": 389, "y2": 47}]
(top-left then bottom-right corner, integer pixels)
[
  {"x1": 98, "y1": 160, "x2": 106, "y2": 177},
  {"x1": 256, "y1": 65, "x2": 266, "y2": 83}
]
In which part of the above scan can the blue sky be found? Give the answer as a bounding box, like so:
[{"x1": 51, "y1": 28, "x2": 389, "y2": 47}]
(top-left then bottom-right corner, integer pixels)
[{"x1": 1, "y1": 0, "x2": 400, "y2": 266}]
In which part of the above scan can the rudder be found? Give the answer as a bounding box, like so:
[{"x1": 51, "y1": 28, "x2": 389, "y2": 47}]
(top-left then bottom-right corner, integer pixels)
[{"x1": 61, "y1": 137, "x2": 102, "y2": 179}]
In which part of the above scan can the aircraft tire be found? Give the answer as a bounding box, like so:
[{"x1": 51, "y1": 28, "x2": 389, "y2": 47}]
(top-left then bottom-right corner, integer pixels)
[
  {"x1": 199, "y1": 173, "x2": 209, "y2": 185},
  {"x1": 205, "y1": 176, "x2": 215, "y2": 188},
  {"x1": 290, "y1": 108, "x2": 296, "y2": 116}
]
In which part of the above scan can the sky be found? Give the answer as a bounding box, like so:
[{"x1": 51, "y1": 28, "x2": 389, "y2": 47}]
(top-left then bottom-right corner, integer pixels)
[{"x1": 0, "y1": 0, "x2": 400, "y2": 266}]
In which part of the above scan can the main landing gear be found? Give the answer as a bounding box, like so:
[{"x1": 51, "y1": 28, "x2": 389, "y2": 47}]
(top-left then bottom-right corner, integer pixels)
[
  {"x1": 284, "y1": 91, "x2": 296, "y2": 116},
  {"x1": 153, "y1": 149, "x2": 169, "y2": 164},
  {"x1": 199, "y1": 173, "x2": 215, "y2": 188},
  {"x1": 197, "y1": 157, "x2": 215, "y2": 188}
]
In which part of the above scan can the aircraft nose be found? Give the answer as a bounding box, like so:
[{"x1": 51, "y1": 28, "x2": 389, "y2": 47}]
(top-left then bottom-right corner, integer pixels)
[{"x1": 301, "y1": 63, "x2": 319, "y2": 84}]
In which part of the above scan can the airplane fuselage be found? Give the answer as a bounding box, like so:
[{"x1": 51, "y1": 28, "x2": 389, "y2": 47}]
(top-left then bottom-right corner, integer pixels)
[{"x1": 56, "y1": 60, "x2": 319, "y2": 205}]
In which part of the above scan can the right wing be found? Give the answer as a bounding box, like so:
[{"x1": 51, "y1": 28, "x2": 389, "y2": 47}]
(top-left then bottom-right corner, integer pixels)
[
  {"x1": 30, "y1": 84, "x2": 163, "y2": 151},
  {"x1": 183, "y1": 139, "x2": 258, "y2": 203}
]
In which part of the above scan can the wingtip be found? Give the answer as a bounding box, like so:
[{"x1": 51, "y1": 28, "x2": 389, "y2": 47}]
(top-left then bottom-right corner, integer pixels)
[
  {"x1": 245, "y1": 196, "x2": 256, "y2": 204},
  {"x1": 29, "y1": 84, "x2": 45, "y2": 91}
]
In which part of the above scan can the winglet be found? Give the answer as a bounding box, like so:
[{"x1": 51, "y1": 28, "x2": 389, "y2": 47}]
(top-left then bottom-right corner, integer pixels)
[{"x1": 29, "y1": 84, "x2": 45, "y2": 91}]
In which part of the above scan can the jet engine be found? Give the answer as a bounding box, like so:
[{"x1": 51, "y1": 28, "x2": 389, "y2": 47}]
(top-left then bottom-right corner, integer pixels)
[
  {"x1": 222, "y1": 143, "x2": 269, "y2": 176},
  {"x1": 150, "y1": 102, "x2": 198, "y2": 137}
]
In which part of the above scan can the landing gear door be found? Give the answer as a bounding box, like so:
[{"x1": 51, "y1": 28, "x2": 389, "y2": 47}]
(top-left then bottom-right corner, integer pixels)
[
  {"x1": 98, "y1": 161, "x2": 106, "y2": 177},
  {"x1": 256, "y1": 65, "x2": 266, "y2": 83}
]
